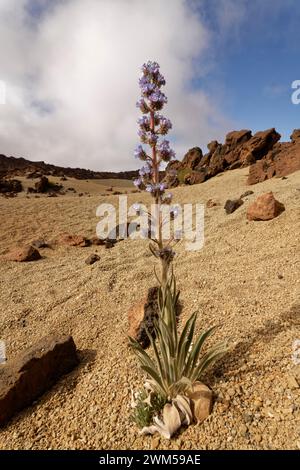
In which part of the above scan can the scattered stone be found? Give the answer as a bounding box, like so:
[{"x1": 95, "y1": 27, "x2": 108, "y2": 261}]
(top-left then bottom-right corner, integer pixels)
[
  {"x1": 90, "y1": 237, "x2": 105, "y2": 246},
  {"x1": 85, "y1": 254, "x2": 100, "y2": 265},
  {"x1": 151, "y1": 436, "x2": 160, "y2": 450},
  {"x1": 240, "y1": 190, "x2": 254, "y2": 198},
  {"x1": 2, "y1": 245, "x2": 41, "y2": 262},
  {"x1": 58, "y1": 233, "x2": 90, "y2": 247},
  {"x1": 31, "y1": 239, "x2": 48, "y2": 249},
  {"x1": 224, "y1": 198, "x2": 244, "y2": 214},
  {"x1": 239, "y1": 424, "x2": 248, "y2": 437},
  {"x1": 187, "y1": 382, "x2": 213, "y2": 423},
  {"x1": 0, "y1": 333, "x2": 78, "y2": 426},
  {"x1": 277, "y1": 273, "x2": 284, "y2": 280},
  {"x1": 35, "y1": 176, "x2": 63, "y2": 194},
  {"x1": 0, "y1": 179, "x2": 23, "y2": 194},
  {"x1": 128, "y1": 287, "x2": 159, "y2": 349},
  {"x1": 247, "y1": 192, "x2": 285, "y2": 221},
  {"x1": 206, "y1": 199, "x2": 219, "y2": 208}
]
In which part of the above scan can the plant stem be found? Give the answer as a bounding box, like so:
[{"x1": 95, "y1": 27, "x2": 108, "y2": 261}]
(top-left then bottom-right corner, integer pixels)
[{"x1": 150, "y1": 110, "x2": 169, "y2": 289}]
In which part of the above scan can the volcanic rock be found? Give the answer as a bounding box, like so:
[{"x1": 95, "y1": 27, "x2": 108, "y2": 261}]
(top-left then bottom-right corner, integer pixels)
[
  {"x1": 85, "y1": 254, "x2": 100, "y2": 265},
  {"x1": 3, "y1": 245, "x2": 42, "y2": 262},
  {"x1": 128, "y1": 287, "x2": 159, "y2": 349},
  {"x1": 0, "y1": 179, "x2": 23, "y2": 194},
  {"x1": 224, "y1": 198, "x2": 244, "y2": 214},
  {"x1": 187, "y1": 382, "x2": 213, "y2": 423},
  {"x1": 0, "y1": 333, "x2": 78, "y2": 426},
  {"x1": 58, "y1": 233, "x2": 90, "y2": 247},
  {"x1": 246, "y1": 192, "x2": 285, "y2": 221}
]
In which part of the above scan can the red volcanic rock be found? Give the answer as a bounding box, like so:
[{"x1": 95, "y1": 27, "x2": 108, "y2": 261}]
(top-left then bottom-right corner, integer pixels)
[
  {"x1": 184, "y1": 170, "x2": 206, "y2": 185},
  {"x1": 240, "y1": 128, "x2": 281, "y2": 166},
  {"x1": 248, "y1": 129, "x2": 300, "y2": 184},
  {"x1": 291, "y1": 129, "x2": 300, "y2": 143},
  {"x1": 225, "y1": 129, "x2": 252, "y2": 150},
  {"x1": 246, "y1": 192, "x2": 285, "y2": 221},
  {"x1": 3, "y1": 245, "x2": 41, "y2": 262},
  {"x1": 58, "y1": 233, "x2": 90, "y2": 247},
  {"x1": 181, "y1": 147, "x2": 203, "y2": 170},
  {"x1": 128, "y1": 287, "x2": 159, "y2": 349},
  {"x1": 0, "y1": 334, "x2": 78, "y2": 426}
]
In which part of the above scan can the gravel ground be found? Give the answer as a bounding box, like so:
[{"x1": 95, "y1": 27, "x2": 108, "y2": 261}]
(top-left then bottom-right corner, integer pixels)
[{"x1": 0, "y1": 168, "x2": 299, "y2": 450}]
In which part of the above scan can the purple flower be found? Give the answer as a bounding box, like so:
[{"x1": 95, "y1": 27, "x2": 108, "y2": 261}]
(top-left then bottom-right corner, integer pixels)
[
  {"x1": 148, "y1": 90, "x2": 167, "y2": 111},
  {"x1": 146, "y1": 184, "x2": 154, "y2": 193},
  {"x1": 157, "y1": 140, "x2": 175, "y2": 162},
  {"x1": 141, "y1": 61, "x2": 160, "y2": 76},
  {"x1": 145, "y1": 183, "x2": 166, "y2": 197},
  {"x1": 148, "y1": 132, "x2": 158, "y2": 146},
  {"x1": 133, "y1": 178, "x2": 143, "y2": 188},
  {"x1": 136, "y1": 98, "x2": 149, "y2": 114},
  {"x1": 141, "y1": 82, "x2": 156, "y2": 97},
  {"x1": 158, "y1": 117, "x2": 172, "y2": 135},
  {"x1": 137, "y1": 115, "x2": 150, "y2": 132},
  {"x1": 134, "y1": 144, "x2": 148, "y2": 161},
  {"x1": 138, "y1": 129, "x2": 147, "y2": 143},
  {"x1": 139, "y1": 165, "x2": 151, "y2": 177}
]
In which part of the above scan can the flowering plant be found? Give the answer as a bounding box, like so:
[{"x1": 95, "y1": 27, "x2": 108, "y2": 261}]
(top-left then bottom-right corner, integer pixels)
[{"x1": 129, "y1": 61, "x2": 227, "y2": 438}]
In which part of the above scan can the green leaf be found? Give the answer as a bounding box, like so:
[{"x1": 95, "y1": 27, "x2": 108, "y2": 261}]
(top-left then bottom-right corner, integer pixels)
[{"x1": 184, "y1": 325, "x2": 218, "y2": 376}]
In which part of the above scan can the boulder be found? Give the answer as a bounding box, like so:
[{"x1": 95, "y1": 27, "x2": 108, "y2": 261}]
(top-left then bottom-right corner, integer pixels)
[
  {"x1": 35, "y1": 176, "x2": 50, "y2": 193},
  {"x1": 290, "y1": 129, "x2": 300, "y2": 143},
  {"x1": 128, "y1": 287, "x2": 159, "y2": 349},
  {"x1": 187, "y1": 382, "x2": 213, "y2": 423},
  {"x1": 181, "y1": 147, "x2": 203, "y2": 170},
  {"x1": 3, "y1": 245, "x2": 41, "y2": 262},
  {"x1": 35, "y1": 176, "x2": 63, "y2": 194},
  {"x1": 207, "y1": 140, "x2": 220, "y2": 154},
  {"x1": 224, "y1": 198, "x2": 244, "y2": 214},
  {"x1": 247, "y1": 192, "x2": 285, "y2": 221},
  {"x1": 0, "y1": 334, "x2": 78, "y2": 426},
  {"x1": 58, "y1": 233, "x2": 90, "y2": 247},
  {"x1": 225, "y1": 129, "x2": 252, "y2": 150},
  {"x1": 184, "y1": 170, "x2": 206, "y2": 185}
]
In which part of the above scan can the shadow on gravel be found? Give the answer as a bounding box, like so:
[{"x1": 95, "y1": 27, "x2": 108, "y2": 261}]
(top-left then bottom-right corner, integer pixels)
[{"x1": 206, "y1": 304, "x2": 300, "y2": 384}]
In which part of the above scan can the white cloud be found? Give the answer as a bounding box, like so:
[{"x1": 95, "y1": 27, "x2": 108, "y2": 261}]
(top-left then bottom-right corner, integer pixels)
[{"x1": 0, "y1": 0, "x2": 232, "y2": 171}]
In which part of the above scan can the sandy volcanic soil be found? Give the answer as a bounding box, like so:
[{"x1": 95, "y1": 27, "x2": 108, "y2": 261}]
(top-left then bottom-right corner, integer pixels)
[{"x1": 0, "y1": 168, "x2": 299, "y2": 450}]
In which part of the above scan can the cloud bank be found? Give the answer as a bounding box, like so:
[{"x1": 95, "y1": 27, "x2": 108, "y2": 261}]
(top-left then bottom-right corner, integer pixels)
[{"x1": 0, "y1": 0, "x2": 232, "y2": 171}]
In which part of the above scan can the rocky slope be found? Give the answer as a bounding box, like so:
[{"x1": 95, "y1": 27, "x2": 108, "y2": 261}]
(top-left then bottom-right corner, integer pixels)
[
  {"x1": 0, "y1": 154, "x2": 138, "y2": 181},
  {"x1": 164, "y1": 128, "x2": 300, "y2": 187}
]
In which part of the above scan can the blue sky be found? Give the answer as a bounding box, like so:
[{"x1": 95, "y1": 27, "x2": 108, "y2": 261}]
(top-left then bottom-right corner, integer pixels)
[
  {"x1": 196, "y1": 0, "x2": 300, "y2": 141},
  {"x1": 0, "y1": 0, "x2": 299, "y2": 170}
]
